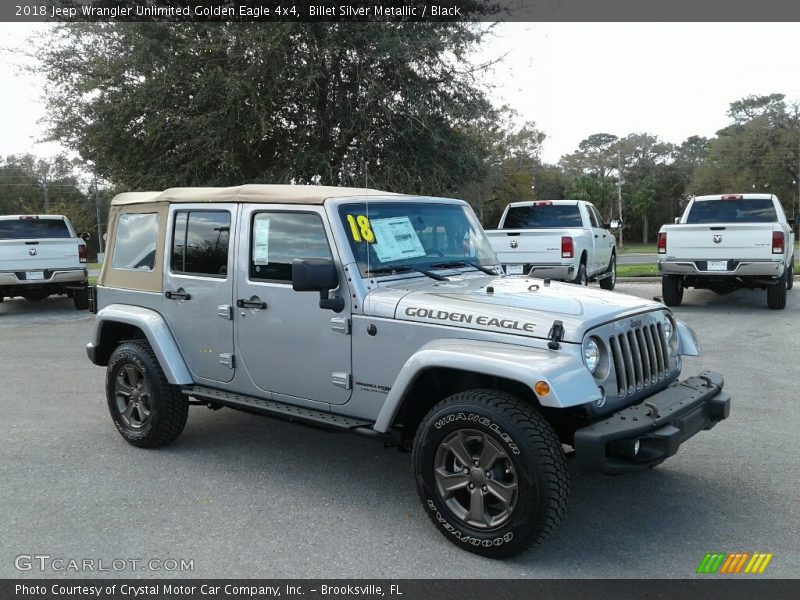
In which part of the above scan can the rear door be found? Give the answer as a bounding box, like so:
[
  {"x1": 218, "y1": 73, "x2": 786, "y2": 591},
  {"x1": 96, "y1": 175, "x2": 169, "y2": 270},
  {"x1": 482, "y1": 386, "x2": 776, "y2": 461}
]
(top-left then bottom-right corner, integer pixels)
[
  {"x1": 586, "y1": 204, "x2": 613, "y2": 272},
  {"x1": 162, "y1": 205, "x2": 236, "y2": 384}
]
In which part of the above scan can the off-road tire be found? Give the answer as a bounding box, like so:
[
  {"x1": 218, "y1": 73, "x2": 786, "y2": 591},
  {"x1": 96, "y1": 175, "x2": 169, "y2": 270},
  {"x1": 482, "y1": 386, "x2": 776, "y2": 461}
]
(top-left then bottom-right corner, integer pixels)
[
  {"x1": 572, "y1": 262, "x2": 588, "y2": 286},
  {"x1": 662, "y1": 275, "x2": 684, "y2": 306},
  {"x1": 106, "y1": 340, "x2": 188, "y2": 448},
  {"x1": 599, "y1": 253, "x2": 616, "y2": 290},
  {"x1": 73, "y1": 287, "x2": 90, "y2": 310},
  {"x1": 787, "y1": 259, "x2": 794, "y2": 291},
  {"x1": 412, "y1": 389, "x2": 570, "y2": 558},
  {"x1": 767, "y1": 272, "x2": 787, "y2": 310}
]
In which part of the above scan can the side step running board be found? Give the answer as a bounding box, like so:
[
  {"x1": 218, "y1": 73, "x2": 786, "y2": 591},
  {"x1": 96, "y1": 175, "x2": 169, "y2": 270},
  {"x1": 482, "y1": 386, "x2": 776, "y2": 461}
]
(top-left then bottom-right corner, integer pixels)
[{"x1": 182, "y1": 385, "x2": 373, "y2": 431}]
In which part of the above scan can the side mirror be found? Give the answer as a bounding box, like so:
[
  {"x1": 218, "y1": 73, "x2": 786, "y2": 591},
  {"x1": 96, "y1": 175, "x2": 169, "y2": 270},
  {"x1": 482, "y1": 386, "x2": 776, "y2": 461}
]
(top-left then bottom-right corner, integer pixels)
[
  {"x1": 79, "y1": 232, "x2": 90, "y2": 241},
  {"x1": 608, "y1": 219, "x2": 623, "y2": 229},
  {"x1": 292, "y1": 258, "x2": 344, "y2": 312}
]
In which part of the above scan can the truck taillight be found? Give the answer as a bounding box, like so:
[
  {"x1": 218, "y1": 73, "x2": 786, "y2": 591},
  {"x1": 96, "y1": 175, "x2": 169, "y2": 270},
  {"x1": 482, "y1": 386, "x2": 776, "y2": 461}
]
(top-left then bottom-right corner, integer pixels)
[
  {"x1": 79, "y1": 243, "x2": 87, "y2": 263},
  {"x1": 657, "y1": 232, "x2": 667, "y2": 254},
  {"x1": 561, "y1": 236, "x2": 574, "y2": 258},
  {"x1": 772, "y1": 231, "x2": 784, "y2": 254}
]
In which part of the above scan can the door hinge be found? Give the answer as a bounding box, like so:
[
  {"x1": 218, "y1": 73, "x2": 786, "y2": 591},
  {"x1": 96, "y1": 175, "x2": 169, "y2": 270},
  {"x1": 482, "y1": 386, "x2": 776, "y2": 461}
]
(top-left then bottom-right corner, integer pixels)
[
  {"x1": 330, "y1": 316, "x2": 351, "y2": 334},
  {"x1": 217, "y1": 304, "x2": 233, "y2": 320},
  {"x1": 219, "y1": 353, "x2": 235, "y2": 369},
  {"x1": 331, "y1": 372, "x2": 352, "y2": 390}
]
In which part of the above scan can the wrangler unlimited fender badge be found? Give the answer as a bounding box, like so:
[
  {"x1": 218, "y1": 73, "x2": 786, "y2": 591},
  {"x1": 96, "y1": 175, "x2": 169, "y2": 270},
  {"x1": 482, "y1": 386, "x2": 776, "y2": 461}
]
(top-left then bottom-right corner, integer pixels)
[{"x1": 404, "y1": 306, "x2": 536, "y2": 333}]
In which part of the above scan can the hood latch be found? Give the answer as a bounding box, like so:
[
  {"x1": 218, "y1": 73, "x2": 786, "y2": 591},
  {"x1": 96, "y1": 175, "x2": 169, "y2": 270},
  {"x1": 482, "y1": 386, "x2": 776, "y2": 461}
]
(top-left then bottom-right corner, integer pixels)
[{"x1": 547, "y1": 320, "x2": 565, "y2": 350}]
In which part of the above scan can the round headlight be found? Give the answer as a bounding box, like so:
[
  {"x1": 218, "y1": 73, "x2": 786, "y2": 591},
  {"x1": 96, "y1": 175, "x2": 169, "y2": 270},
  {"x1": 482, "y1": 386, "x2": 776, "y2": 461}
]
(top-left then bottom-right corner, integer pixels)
[
  {"x1": 663, "y1": 316, "x2": 675, "y2": 341},
  {"x1": 583, "y1": 337, "x2": 600, "y2": 374}
]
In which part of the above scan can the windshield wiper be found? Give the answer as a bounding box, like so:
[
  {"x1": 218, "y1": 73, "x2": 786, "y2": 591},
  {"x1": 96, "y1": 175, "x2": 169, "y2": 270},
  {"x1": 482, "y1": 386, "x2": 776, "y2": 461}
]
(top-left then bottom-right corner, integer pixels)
[
  {"x1": 429, "y1": 260, "x2": 499, "y2": 275},
  {"x1": 364, "y1": 265, "x2": 449, "y2": 281}
]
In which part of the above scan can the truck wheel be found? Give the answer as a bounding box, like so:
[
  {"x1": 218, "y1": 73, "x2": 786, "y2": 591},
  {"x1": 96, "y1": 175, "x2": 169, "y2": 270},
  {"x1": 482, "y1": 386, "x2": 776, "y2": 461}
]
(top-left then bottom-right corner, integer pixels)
[
  {"x1": 599, "y1": 254, "x2": 616, "y2": 290},
  {"x1": 106, "y1": 341, "x2": 188, "y2": 448},
  {"x1": 662, "y1": 275, "x2": 683, "y2": 306},
  {"x1": 572, "y1": 263, "x2": 588, "y2": 286},
  {"x1": 787, "y1": 260, "x2": 794, "y2": 291},
  {"x1": 767, "y1": 272, "x2": 787, "y2": 310},
  {"x1": 73, "y1": 287, "x2": 90, "y2": 310},
  {"x1": 412, "y1": 390, "x2": 570, "y2": 558}
]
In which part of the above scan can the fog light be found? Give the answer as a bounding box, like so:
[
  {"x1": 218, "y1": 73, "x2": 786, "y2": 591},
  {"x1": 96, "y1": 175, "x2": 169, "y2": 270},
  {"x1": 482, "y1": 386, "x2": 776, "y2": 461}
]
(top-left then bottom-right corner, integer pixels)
[{"x1": 534, "y1": 381, "x2": 550, "y2": 397}]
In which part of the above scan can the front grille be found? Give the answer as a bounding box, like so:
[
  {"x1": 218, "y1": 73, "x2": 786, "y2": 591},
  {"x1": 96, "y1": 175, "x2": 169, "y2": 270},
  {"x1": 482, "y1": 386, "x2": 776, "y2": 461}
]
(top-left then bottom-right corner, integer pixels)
[{"x1": 609, "y1": 322, "x2": 669, "y2": 397}]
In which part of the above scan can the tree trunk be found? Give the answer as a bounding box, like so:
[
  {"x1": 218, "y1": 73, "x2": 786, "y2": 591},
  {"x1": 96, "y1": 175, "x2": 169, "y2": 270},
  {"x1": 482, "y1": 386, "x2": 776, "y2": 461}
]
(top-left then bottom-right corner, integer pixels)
[{"x1": 642, "y1": 214, "x2": 648, "y2": 244}]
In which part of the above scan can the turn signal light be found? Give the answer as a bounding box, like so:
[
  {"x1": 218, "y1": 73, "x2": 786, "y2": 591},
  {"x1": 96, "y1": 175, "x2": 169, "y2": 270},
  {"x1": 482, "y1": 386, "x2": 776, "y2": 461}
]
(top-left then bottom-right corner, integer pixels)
[
  {"x1": 772, "y1": 231, "x2": 784, "y2": 254},
  {"x1": 534, "y1": 381, "x2": 550, "y2": 397},
  {"x1": 657, "y1": 232, "x2": 667, "y2": 254}
]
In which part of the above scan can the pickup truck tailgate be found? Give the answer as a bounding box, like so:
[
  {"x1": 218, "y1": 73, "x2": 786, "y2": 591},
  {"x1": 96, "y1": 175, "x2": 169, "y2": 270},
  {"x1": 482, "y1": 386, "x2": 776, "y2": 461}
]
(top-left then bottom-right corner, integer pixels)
[
  {"x1": 486, "y1": 229, "x2": 563, "y2": 264},
  {"x1": 0, "y1": 239, "x2": 80, "y2": 270},
  {"x1": 663, "y1": 223, "x2": 777, "y2": 260}
]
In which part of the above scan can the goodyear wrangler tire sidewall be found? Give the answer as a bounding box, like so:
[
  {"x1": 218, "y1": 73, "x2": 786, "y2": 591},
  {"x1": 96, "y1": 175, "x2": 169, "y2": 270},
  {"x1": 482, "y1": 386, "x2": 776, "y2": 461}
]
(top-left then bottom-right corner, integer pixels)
[{"x1": 413, "y1": 399, "x2": 550, "y2": 557}]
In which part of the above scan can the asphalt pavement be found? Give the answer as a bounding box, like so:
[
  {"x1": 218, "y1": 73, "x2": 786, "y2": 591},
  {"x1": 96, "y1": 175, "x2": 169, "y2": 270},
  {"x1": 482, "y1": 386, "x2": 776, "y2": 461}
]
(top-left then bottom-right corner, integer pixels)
[{"x1": 1, "y1": 284, "x2": 798, "y2": 578}]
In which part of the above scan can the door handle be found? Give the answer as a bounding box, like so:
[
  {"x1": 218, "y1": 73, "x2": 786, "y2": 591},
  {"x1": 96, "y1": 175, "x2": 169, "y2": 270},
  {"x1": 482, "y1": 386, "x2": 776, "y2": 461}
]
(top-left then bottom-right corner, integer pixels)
[
  {"x1": 237, "y1": 298, "x2": 267, "y2": 310},
  {"x1": 594, "y1": 234, "x2": 599, "y2": 238},
  {"x1": 165, "y1": 290, "x2": 191, "y2": 301}
]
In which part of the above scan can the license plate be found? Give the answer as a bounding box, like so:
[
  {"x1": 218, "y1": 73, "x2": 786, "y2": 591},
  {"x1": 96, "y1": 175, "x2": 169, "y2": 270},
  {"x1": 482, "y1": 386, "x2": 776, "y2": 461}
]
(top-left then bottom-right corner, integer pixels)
[
  {"x1": 25, "y1": 271, "x2": 45, "y2": 280},
  {"x1": 505, "y1": 264, "x2": 524, "y2": 275},
  {"x1": 707, "y1": 260, "x2": 728, "y2": 271}
]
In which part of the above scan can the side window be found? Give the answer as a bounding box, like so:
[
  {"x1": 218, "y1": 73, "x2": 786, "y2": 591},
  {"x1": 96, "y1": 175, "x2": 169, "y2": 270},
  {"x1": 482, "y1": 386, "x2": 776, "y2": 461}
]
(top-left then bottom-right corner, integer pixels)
[
  {"x1": 592, "y1": 206, "x2": 605, "y2": 228},
  {"x1": 171, "y1": 210, "x2": 230, "y2": 277},
  {"x1": 249, "y1": 212, "x2": 332, "y2": 282},
  {"x1": 111, "y1": 213, "x2": 159, "y2": 271},
  {"x1": 587, "y1": 205, "x2": 600, "y2": 228}
]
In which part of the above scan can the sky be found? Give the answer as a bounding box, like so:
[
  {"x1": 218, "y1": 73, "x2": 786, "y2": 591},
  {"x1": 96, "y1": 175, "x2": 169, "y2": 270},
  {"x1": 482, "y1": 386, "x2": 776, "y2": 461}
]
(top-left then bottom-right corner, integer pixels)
[{"x1": 2, "y1": 21, "x2": 800, "y2": 165}]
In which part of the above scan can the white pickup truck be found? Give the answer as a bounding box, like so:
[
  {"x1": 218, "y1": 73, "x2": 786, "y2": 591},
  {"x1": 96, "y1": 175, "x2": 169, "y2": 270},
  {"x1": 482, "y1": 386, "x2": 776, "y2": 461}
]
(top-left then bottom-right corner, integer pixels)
[
  {"x1": 657, "y1": 193, "x2": 798, "y2": 309},
  {"x1": 0, "y1": 214, "x2": 90, "y2": 309},
  {"x1": 485, "y1": 200, "x2": 618, "y2": 289}
]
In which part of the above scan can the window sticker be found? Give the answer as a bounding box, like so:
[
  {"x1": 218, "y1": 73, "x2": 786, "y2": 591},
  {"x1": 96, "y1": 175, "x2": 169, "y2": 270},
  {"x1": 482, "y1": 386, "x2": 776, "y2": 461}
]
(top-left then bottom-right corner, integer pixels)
[
  {"x1": 345, "y1": 214, "x2": 375, "y2": 243},
  {"x1": 370, "y1": 216, "x2": 426, "y2": 263},
  {"x1": 253, "y1": 217, "x2": 270, "y2": 265}
]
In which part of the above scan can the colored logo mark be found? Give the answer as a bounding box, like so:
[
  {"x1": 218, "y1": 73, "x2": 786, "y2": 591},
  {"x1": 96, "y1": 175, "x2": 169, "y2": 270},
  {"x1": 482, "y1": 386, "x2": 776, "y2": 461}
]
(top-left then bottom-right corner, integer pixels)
[{"x1": 696, "y1": 552, "x2": 773, "y2": 574}]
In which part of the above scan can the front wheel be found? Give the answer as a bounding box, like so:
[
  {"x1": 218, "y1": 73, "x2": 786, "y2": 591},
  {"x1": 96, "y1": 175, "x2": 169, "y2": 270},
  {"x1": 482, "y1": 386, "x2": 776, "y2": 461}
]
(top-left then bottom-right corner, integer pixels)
[
  {"x1": 662, "y1": 275, "x2": 684, "y2": 306},
  {"x1": 599, "y1": 254, "x2": 616, "y2": 290},
  {"x1": 412, "y1": 390, "x2": 570, "y2": 557},
  {"x1": 106, "y1": 340, "x2": 189, "y2": 447}
]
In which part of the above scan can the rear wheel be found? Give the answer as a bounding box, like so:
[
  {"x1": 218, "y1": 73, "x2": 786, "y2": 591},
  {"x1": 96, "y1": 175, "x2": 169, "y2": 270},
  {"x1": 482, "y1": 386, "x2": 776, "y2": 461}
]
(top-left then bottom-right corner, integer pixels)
[
  {"x1": 73, "y1": 287, "x2": 90, "y2": 310},
  {"x1": 786, "y1": 260, "x2": 794, "y2": 291},
  {"x1": 599, "y1": 254, "x2": 616, "y2": 290},
  {"x1": 572, "y1": 262, "x2": 588, "y2": 286},
  {"x1": 767, "y1": 272, "x2": 787, "y2": 309},
  {"x1": 412, "y1": 389, "x2": 570, "y2": 558},
  {"x1": 106, "y1": 340, "x2": 189, "y2": 447},
  {"x1": 662, "y1": 275, "x2": 683, "y2": 306}
]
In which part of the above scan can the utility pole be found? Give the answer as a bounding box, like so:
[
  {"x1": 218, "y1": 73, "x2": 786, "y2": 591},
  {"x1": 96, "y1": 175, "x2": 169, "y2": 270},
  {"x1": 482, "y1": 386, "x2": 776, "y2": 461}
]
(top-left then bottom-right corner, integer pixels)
[
  {"x1": 42, "y1": 176, "x2": 49, "y2": 213},
  {"x1": 617, "y1": 148, "x2": 624, "y2": 250}
]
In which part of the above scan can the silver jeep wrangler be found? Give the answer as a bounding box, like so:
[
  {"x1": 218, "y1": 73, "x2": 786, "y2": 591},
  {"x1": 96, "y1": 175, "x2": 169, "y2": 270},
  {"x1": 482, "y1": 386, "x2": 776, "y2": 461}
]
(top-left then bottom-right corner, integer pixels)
[{"x1": 87, "y1": 185, "x2": 730, "y2": 557}]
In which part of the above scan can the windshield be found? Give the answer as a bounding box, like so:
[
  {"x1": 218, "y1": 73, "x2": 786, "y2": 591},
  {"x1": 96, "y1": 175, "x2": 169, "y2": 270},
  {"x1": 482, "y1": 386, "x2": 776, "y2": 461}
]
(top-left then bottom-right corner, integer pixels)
[
  {"x1": 502, "y1": 203, "x2": 582, "y2": 228},
  {"x1": 338, "y1": 202, "x2": 498, "y2": 277},
  {"x1": 685, "y1": 199, "x2": 778, "y2": 224}
]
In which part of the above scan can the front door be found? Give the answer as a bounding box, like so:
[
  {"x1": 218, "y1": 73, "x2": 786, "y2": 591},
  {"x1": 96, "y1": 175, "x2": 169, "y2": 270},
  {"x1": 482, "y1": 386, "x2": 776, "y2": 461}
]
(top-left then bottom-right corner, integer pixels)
[
  {"x1": 235, "y1": 206, "x2": 352, "y2": 405},
  {"x1": 163, "y1": 205, "x2": 236, "y2": 384}
]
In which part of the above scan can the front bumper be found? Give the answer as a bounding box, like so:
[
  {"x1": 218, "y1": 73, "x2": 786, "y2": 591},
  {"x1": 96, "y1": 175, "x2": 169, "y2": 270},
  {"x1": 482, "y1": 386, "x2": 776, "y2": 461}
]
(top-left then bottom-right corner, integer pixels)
[
  {"x1": 574, "y1": 371, "x2": 730, "y2": 474},
  {"x1": 658, "y1": 260, "x2": 784, "y2": 278}
]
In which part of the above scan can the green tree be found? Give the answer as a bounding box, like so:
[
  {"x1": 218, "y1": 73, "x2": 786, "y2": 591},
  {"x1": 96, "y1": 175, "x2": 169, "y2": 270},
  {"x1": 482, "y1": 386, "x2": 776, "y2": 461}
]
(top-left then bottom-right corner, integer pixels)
[{"x1": 32, "y1": 21, "x2": 502, "y2": 197}]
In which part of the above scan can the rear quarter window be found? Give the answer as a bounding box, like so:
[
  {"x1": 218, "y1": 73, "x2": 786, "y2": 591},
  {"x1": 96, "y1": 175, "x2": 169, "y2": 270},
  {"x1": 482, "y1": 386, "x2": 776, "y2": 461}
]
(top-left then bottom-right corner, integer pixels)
[
  {"x1": 0, "y1": 218, "x2": 70, "y2": 239},
  {"x1": 111, "y1": 213, "x2": 159, "y2": 271},
  {"x1": 502, "y1": 204, "x2": 583, "y2": 228}
]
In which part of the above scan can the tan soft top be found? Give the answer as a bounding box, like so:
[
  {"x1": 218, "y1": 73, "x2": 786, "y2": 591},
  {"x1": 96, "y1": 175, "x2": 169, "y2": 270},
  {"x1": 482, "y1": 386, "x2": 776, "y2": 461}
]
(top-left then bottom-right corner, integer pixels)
[{"x1": 110, "y1": 184, "x2": 401, "y2": 206}]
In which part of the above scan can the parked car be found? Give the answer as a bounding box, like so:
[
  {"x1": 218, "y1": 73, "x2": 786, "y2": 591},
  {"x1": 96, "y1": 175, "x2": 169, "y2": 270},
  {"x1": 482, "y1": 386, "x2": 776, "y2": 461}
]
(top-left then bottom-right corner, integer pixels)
[
  {"x1": 657, "y1": 194, "x2": 797, "y2": 309},
  {"x1": 0, "y1": 214, "x2": 89, "y2": 308},
  {"x1": 485, "y1": 200, "x2": 618, "y2": 288},
  {"x1": 86, "y1": 185, "x2": 729, "y2": 557}
]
